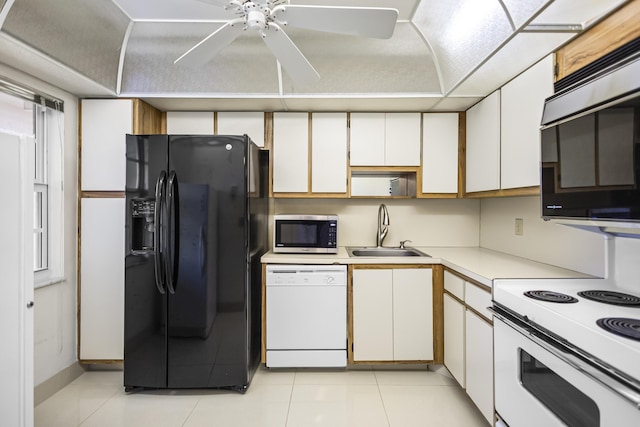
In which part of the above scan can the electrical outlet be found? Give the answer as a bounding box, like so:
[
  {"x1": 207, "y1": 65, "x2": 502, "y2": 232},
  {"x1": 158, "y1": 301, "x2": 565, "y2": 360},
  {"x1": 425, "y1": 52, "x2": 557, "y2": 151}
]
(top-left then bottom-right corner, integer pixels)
[{"x1": 515, "y1": 218, "x2": 524, "y2": 236}]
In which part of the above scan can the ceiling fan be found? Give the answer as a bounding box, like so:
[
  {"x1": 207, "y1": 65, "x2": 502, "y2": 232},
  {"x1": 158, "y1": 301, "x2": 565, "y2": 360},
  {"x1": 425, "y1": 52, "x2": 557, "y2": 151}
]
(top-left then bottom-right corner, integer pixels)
[{"x1": 174, "y1": 0, "x2": 399, "y2": 86}]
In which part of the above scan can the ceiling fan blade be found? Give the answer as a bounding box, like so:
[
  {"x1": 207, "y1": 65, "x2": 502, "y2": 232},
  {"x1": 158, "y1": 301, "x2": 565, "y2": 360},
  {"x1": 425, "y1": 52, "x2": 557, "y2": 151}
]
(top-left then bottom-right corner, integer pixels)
[
  {"x1": 272, "y1": 5, "x2": 399, "y2": 39},
  {"x1": 174, "y1": 21, "x2": 245, "y2": 66},
  {"x1": 261, "y1": 25, "x2": 320, "y2": 86},
  {"x1": 194, "y1": 0, "x2": 238, "y2": 8}
]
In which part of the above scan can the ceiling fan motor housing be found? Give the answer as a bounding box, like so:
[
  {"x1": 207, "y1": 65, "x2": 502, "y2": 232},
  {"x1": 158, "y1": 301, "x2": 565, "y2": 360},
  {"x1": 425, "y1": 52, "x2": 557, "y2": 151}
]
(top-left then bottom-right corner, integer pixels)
[{"x1": 245, "y1": 2, "x2": 268, "y2": 31}]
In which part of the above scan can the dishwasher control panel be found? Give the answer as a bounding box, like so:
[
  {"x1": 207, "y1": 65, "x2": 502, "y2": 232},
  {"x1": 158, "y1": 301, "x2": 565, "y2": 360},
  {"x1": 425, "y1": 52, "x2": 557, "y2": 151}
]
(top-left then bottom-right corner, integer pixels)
[{"x1": 266, "y1": 265, "x2": 347, "y2": 286}]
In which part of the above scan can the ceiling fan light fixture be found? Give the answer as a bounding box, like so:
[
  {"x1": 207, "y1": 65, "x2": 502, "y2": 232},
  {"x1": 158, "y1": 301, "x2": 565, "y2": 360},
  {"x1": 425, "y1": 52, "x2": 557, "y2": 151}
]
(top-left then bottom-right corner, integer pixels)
[{"x1": 246, "y1": 9, "x2": 267, "y2": 31}]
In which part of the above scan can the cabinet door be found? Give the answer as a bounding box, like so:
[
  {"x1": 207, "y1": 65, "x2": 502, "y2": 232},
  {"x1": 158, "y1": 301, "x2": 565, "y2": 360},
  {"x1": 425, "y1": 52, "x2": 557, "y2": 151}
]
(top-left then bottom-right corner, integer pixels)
[
  {"x1": 385, "y1": 113, "x2": 421, "y2": 166},
  {"x1": 350, "y1": 113, "x2": 385, "y2": 166},
  {"x1": 465, "y1": 310, "x2": 494, "y2": 424},
  {"x1": 466, "y1": 91, "x2": 500, "y2": 193},
  {"x1": 311, "y1": 113, "x2": 347, "y2": 193},
  {"x1": 393, "y1": 268, "x2": 433, "y2": 361},
  {"x1": 352, "y1": 269, "x2": 393, "y2": 361},
  {"x1": 273, "y1": 112, "x2": 309, "y2": 193},
  {"x1": 501, "y1": 55, "x2": 553, "y2": 189},
  {"x1": 422, "y1": 113, "x2": 459, "y2": 193},
  {"x1": 444, "y1": 293, "x2": 465, "y2": 387},
  {"x1": 217, "y1": 112, "x2": 264, "y2": 147},
  {"x1": 80, "y1": 198, "x2": 125, "y2": 360},
  {"x1": 81, "y1": 99, "x2": 131, "y2": 191},
  {"x1": 166, "y1": 111, "x2": 214, "y2": 134}
]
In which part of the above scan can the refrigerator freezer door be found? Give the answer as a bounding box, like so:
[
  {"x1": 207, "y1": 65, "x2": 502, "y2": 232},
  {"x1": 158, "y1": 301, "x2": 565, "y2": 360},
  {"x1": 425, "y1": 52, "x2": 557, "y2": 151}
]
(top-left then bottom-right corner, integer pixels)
[{"x1": 124, "y1": 134, "x2": 169, "y2": 390}]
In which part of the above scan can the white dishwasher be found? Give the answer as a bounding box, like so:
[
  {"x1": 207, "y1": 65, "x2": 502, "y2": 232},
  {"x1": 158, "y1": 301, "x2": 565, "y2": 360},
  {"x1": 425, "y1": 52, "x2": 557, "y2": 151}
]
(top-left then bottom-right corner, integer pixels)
[{"x1": 266, "y1": 264, "x2": 347, "y2": 368}]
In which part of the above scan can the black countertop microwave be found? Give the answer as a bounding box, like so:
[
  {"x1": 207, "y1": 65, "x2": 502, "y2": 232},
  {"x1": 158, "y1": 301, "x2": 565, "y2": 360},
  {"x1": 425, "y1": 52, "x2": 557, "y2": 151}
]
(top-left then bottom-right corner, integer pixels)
[
  {"x1": 540, "y1": 47, "x2": 640, "y2": 223},
  {"x1": 273, "y1": 214, "x2": 338, "y2": 253}
]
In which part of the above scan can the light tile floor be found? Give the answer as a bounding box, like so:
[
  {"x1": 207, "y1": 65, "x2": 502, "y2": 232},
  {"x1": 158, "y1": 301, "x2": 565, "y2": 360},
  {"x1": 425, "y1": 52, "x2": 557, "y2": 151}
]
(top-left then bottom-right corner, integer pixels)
[{"x1": 35, "y1": 366, "x2": 489, "y2": 427}]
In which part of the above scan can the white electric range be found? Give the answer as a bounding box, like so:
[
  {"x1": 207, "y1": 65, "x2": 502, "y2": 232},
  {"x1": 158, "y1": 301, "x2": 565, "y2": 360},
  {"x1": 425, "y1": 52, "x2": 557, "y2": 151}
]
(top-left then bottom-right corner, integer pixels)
[{"x1": 492, "y1": 278, "x2": 640, "y2": 427}]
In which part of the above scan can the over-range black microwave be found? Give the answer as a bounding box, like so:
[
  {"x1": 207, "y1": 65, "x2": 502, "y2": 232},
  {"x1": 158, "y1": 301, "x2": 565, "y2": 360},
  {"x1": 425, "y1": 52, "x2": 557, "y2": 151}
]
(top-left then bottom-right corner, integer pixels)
[
  {"x1": 273, "y1": 214, "x2": 338, "y2": 253},
  {"x1": 540, "y1": 49, "x2": 640, "y2": 223}
]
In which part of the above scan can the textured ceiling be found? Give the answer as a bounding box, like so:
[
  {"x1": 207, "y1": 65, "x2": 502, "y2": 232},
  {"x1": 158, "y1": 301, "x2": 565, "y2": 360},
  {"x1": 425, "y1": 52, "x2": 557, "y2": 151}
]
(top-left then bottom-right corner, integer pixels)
[{"x1": 0, "y1": 0, "x2": 630, "y2": 111}]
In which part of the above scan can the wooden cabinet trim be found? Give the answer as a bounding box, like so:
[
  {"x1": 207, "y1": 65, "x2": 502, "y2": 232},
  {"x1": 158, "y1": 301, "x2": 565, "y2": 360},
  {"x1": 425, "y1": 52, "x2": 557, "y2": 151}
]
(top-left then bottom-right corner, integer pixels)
[
  {"x1": 443, "y1": 267, "x2": 493, "y2": 326},
  {"x1": 432, "y1": 264, "x2": 444, "y2": 364},
  {"x1": 555, "y1": 0, "x2": 640, "y2": 80},
  {"x1": 261, "y1": 263, "x2": 267, "y2": 363},
  {"x1": 443, "y1": 266, "x2": 491, "y2": 293},
  {"x1": 464, "y1": 186, "x2": 539, "y2": 198}
]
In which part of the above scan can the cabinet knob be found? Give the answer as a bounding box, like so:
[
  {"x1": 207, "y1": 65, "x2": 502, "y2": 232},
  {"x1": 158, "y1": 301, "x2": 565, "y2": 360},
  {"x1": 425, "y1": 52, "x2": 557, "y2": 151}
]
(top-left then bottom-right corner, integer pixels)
[{"x1": 26, "y1": 301, "x2": 35, "y2": 309}]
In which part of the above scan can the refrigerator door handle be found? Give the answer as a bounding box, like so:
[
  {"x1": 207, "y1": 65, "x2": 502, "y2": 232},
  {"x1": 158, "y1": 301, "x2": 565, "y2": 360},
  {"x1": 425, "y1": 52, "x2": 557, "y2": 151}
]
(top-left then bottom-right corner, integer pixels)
[
  {"x1": 165, "y1": 170, "x2": 180, "y2": 294},
  {"x1": 154, "y1": 171, "x2": 167, "y2": 295}
]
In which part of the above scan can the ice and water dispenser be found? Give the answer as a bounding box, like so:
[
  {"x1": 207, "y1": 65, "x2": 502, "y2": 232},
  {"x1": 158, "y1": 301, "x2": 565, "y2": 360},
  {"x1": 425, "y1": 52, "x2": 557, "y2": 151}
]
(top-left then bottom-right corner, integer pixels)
[{"x1": 131, "y1": 199, "x2": 155, "y2": 252}]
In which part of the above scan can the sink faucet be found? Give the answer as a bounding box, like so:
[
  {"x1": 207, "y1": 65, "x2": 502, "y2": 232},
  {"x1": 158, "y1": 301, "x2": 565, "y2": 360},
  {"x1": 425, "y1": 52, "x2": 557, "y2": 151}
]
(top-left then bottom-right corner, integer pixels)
[{"x1": 376, "y1": 203, "x2": 390, "y2": 247}]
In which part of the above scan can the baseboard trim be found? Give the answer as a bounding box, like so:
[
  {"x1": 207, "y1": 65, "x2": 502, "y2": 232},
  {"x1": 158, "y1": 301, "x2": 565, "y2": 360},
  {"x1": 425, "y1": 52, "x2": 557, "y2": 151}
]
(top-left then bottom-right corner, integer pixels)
[{"x1": 34, "y1": 362, "x2": 86, "y2": 406}]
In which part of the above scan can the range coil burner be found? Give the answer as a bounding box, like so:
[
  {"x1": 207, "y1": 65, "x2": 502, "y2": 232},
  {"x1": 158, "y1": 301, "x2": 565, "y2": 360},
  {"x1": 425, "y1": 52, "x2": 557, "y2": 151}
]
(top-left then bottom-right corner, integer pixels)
[
  {"x1": 596, "y1": 317, "x2": 640, "y2": 341},
  {"x1": 578, "y1": 290, "x2": 640, "y2": 307},
  {"x1": 523, "y1": 290, "x2": 578, "y2": 303}
]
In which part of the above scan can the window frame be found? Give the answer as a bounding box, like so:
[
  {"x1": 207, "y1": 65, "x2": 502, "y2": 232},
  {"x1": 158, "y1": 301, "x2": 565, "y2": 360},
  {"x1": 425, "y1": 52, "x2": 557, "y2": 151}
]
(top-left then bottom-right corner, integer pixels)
[{"x1": 33, "y1": 104, "x2": 48, "y2": 273}]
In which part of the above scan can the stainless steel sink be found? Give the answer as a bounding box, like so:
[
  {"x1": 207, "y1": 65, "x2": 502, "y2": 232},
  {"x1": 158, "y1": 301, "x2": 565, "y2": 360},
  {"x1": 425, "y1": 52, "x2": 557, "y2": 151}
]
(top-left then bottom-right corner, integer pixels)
[{"x1": 346, "y1": 247, "x2": 430, "y2": 257}]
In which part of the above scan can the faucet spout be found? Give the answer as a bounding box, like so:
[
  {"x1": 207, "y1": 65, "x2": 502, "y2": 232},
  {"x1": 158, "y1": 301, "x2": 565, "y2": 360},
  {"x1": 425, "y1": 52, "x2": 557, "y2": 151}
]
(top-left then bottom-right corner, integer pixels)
[{"x1": 376, "y1": 204, "x2": 390, "y2": 247}]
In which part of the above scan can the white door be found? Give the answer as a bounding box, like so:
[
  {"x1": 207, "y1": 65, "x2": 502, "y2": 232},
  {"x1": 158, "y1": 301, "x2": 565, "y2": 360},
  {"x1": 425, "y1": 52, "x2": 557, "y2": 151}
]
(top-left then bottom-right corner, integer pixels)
[
  {"x1": 272, "y1": 112, "x2": 309, "y2": 193},
  {"x1": 0, "y1": 132, "x2": 34, "y2": 427},
  {"x1": 311, "y1": 113, "x2": 347, "y2": 193},
  {"x1": 384, "y1": 113, "x2": 421, "y2": 166},
  {"x1": 466, "y1": 90, "x2": 501, "y2": 193},
  {"x1": 392, "y1": 268, "x2": 433, "y2": 360},
  {"x1": 350, "y1": 113, "x2": 385, "y2": 166},
  {"x1": 80, "y1": 198, "x2": 125, "y2": 360},
  {"x1": 352, "y1": 269, "x2": 393, "y2": 361}
]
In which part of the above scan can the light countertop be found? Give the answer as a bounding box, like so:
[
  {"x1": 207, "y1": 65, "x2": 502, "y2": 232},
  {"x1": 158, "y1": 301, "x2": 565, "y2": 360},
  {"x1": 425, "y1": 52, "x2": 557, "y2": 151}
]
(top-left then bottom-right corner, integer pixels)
[{"x1": 261, "y1": 246, "x2": 594, "y2": 287}]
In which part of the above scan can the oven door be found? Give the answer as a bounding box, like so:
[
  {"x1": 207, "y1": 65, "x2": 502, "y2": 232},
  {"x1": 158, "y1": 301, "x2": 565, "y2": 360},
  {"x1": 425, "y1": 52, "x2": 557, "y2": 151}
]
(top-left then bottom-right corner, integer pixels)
[{"x1": 494, "y1": 316, "x2": 640, "y2": 427}]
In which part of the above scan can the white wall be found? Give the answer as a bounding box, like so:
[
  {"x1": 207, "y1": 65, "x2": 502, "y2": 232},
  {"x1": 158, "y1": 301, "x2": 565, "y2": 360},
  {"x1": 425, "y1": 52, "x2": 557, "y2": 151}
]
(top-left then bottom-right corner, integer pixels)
[
  {"x1": 0, "y1": 63, "x2": 79, "y2": 386},
  {"x1": 609, "y1": 236, "x2": 640, "y2": 293},
  {"x1": 479, "y1": 196, "x2": 607, "y2": 277},
  {"x1": 274, "y1": 198, "x2": 481, "y2": 248}
]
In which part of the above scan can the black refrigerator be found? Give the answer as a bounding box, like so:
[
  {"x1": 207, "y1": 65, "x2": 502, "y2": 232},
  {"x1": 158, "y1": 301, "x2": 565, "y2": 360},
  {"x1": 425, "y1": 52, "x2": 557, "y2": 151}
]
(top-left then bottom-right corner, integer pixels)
[{"x1": 124, "y1": 134, "x2": 268, "y2": 392}]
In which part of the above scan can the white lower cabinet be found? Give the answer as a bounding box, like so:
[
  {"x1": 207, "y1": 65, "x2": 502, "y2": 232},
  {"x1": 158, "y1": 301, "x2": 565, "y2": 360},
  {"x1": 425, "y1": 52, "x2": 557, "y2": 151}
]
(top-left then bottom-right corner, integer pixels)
[
  {"x1": 352, "y1": 268, "x2": 433, "y2": 362},
  {"x1": 444, "y1": 270, "x2": 494, "y2": 425},
  {"x1": 80, "y1": 198, "x2": 125, "y2": 360},
  {"x1": 443, "y1": 293, "x2": 465, "y2": 386},
  {"x1": 465, "y1": 310, "x2": 494, "y2": 424},
  {"x1": 352, "y1": 269, "x2": 394, "y2": 361}
]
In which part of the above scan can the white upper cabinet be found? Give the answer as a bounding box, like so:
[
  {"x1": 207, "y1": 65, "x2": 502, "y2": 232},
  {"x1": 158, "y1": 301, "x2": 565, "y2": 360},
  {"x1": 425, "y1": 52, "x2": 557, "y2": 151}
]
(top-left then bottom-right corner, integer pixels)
[
  {"x1": 216, "y1": 112, "x2": 265, "y2": 147},
  {"x1": 272, "y1": 112, "x2": 309, "y2": 193},
  {"x1": 466, "y1": 90, "x2": 501, "y2": 193},
  {"x1": 465, "y1": 55, "x2": 554, "y2": 194},
  {"x1": 350, "y1": 113, "x2": 421, "y2": 166},
  {"x1": 81, "y1": 99, "x2": 132, "y2": 191},
  {"x1": 422, "y1": 113, "x2": 459, "y2": 194},
  {"x1": 350, "y1": 113, "x2": 385, "y2": 166},
  {"x1": 311, "y1": 113, "x2": 347, "y2": 193},
  {"x1": 501, "y1": 55, "x2": 554, "y2": 189},
  {"x1": 166, "y1": 111, "x2": 214, "y2": 134},
  {"x1": 384, "y1": 113, "x2": 421, "y2": 166}
]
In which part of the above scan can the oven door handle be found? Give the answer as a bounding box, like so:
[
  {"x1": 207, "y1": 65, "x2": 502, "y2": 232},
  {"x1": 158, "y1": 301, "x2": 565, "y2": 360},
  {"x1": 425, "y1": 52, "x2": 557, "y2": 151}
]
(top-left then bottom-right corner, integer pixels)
[{"x1": 490, "y1": 307, "x2": 640, "y2": 410}]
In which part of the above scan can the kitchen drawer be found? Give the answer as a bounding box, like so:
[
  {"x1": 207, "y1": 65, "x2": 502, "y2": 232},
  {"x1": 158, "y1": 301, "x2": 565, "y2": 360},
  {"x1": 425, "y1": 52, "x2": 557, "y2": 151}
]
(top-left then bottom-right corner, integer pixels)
[
  {"x1": 465, "y1": 282, "x2": 492, "y2": 321},
  {"x1": 444, "y1": 270, "x2": 464, "y2": 300}
]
